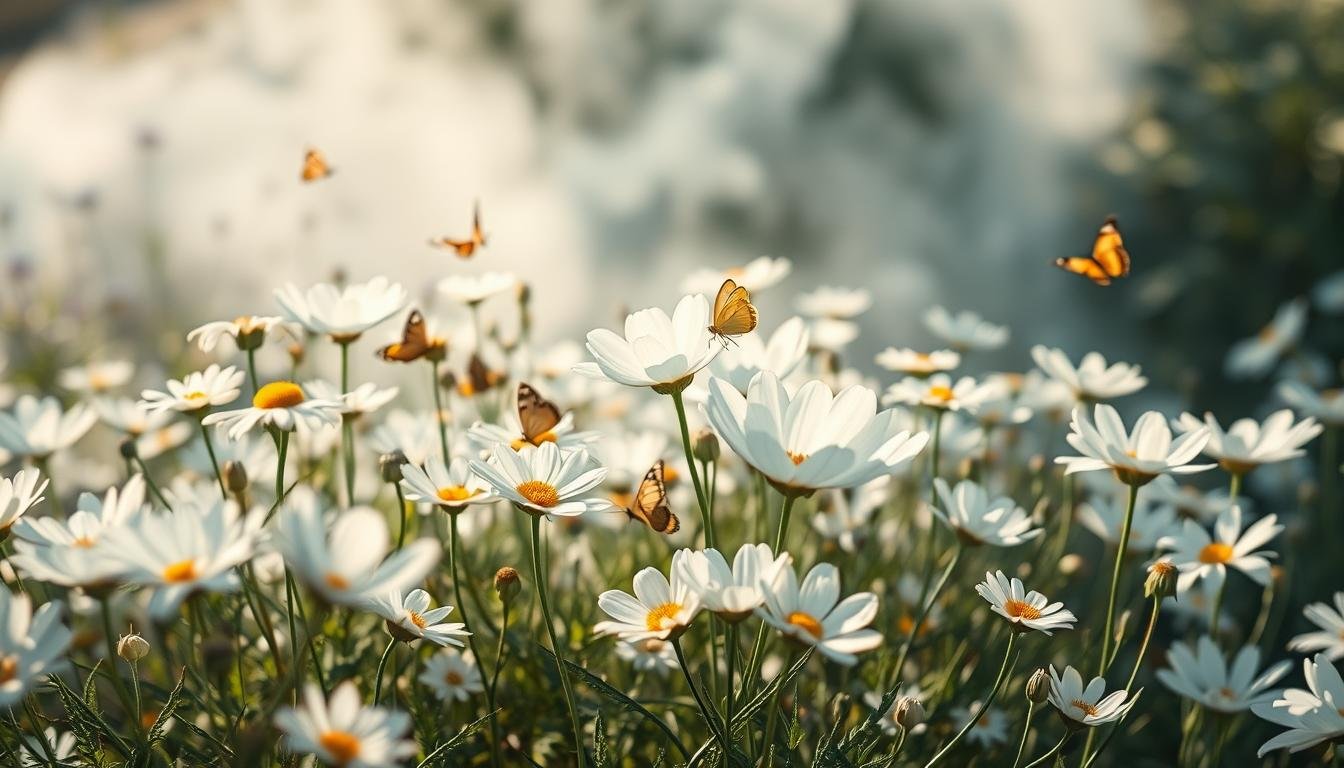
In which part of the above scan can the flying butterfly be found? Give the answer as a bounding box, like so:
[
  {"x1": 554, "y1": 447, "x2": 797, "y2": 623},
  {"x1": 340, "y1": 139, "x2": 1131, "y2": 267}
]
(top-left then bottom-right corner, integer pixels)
[
  {"x1": 707, "y1": 278, "x2": 759, "y2": 343},
  {"x1": 375, "y1": 310, "x2": 442, "y2": 363},
  {"x1": 1054, "y1": 216, "x2": 1130, "y2": 286},
  {"x1": 448, "y1": 353, "x2": 505, "y2": 397},
  {"x1": 621, "y1": 460, "x2": 679, "y2": 534},
  {"x1": 514, "y1": 382, "x2": 562, "y2": 448},
  {"x1": 428, "y1": 201, "x2": 487, "y2": 258},
  {"x1": 300, "y1": 148, "x2": 334, "y2": 183}
]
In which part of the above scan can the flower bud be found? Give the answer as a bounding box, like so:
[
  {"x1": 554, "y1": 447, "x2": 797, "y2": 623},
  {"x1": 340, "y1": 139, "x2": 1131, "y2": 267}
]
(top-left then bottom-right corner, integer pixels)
[
  {"x1": 829, "y1": 692, "x2": 851, "y2": 724},
  {"x1": 379, "y1": 451, "x2": 407, "y2": 484},
  {"x1": 494, "y1": 566, "x2": 521, "y2": 604},
  {"x1": 1026, "y1": 668, "x2": 1050, "y2": 703},
  {"x1": 223, "y1": 460, "x2": 249, "y2": 494},
  {"x1": 894, "y1": 696, "x2": 925, "y2": 730},
  {"x1": 693, "y1": 429, "x2": 720, "y2": 463},
  {"x1": 1145, "y1": 560, "x2": 1178, "y2": 600},
  {"x1": 119, "y1": 437, "x2": 139, "y2": 460},
  {"x1": 287, "y1": 343, "x2": 306, "y2": 367},
  {"x1": 117, "y1": 628, "x2": 150, "y2": 662}
]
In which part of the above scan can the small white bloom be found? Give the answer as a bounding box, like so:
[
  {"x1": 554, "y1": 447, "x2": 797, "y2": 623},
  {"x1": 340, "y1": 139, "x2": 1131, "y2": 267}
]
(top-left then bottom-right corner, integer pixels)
[
  {"x1": 1056, "y1": 404, "x2": 1214, "y2": 486},
  {"x1": 951, "y1": 702, "x2": 1010, "y2": 746},
  {"x1": 275, "y1": 276, "x2": 408, "y2": 341},
  {"x1": 811, "y1": 478, "x2": 890, "y2": 554},
  {"x1": 0, "y1": 469, "x2": 48, "y2": 534},
  {"x1": 1158, "y1": 504, "x2": 1282, "y2": 595},
  {"x1": 875, "y1": 348, "x2": 960, "y2": 377},
  {"x1": 303, "y1": 380, "x2": 398, "y2": 419},
  {"x1": 438, "y1": 271, "x2": 518, "y2": 305},
  {"x1": 806, "y1": 317, "x2": 860, "y2": 352},
  {"x1": 932, "y1": 479, "x2": 1042, "y2": 547},
  {"x1": 796, "y1": 286, "x2": 871, "y2": 319},
  {"x1": 574, "y1": 294, "x2": 722, "y2": 390},
  {"x1": 682, "y1": 256, "x2": 791, "y2": 294},
  {"x1": 0, "y1": 589, "x2": 72, "y2": 707},
  {"x1": 1315, "y1": 271, "x2": 1344, "y2": 313},
  {"x1": 1047, "y1": 665, "x2": 1136, "y2": 728},
  {"x1": 974, "y1": 571, "x2": 1076, "y2": 635},
  {"x1": 275, "y1": 682, "x2": 417, "y2": 767},
  {"x1": 368, "y1": 409, "x2": 444, "y2": 465},
  {"x1": 883, "y1": 374, "x2": 986, "y2": 412},
  {"x1": 674, "y1": 544, "x2": 790, "y2": 621},
  {"x1": 1253, "y1": 653, "x2": 1344, "y2": 756},
  {"x1": 0, "y1": 395, "x2": 97, "y2": 460},
  {"x1": 202, "y1": 381, "x2": 343, "y2": 440},
  {"x1": 58, "y1": 360, "x2": 133, "y2": 394},
  {"x1": 1226, "y1": 298, "x2": 1308, "y2": 379},
  {"x1": 140, "y1": 365, "x2": 245, "y2": 416},
  {"x1": 595, "y1": 552, "x2": 702, "y2": 641},
  {"x1": 1031, "y1": 346, "x2": 1146, "y2": 402},
  {"x1": 470, "y1": 442, "x2": 612, "y2": 518},
  {"x1": 616, "y1": 638, "x2": 680, "y2": 675},
  {"x1": 707, "y1": 317, "x2": 810, "y2": 393},
  {"x1": 369, "y1": 589, "x2": 469, "y2": 647},
  {"x1": 1288, "y1": 593, "x2": 1344, "y2": 660},
  {"x1": 1279, "y1": 381, "x2": 1344, "y2": 427},
  {"x1": 1175, "y1": 409, "x2": 1321, "y2": 474},
  {"x1": 399, "y1": 457, "x2": 494, "y2": 511},
  {"x1": 18, "y1": 727, "x2": 77, "y2": 768},
  {"x1": 93, "y1": 398, "x2": 173, "y2": 437},
  {"x1": 419, "y1": 650, "x2": 485, "y2": 702},
  {"x1": 1077, "y1": 492, "x2": 1178, "y2": 553},
  {"x1": 757, "y1": 561, "x2": 882, "y2": 666},
  {"x1": 1157, "y1": 636, "x2": 1289, "y2": 713},
  {"x1": 187, "y1": 315, "x2": 295, "y2": 352},
  {"x1": 924, "y1": 306, "x2": 1008, "y2": 351}
]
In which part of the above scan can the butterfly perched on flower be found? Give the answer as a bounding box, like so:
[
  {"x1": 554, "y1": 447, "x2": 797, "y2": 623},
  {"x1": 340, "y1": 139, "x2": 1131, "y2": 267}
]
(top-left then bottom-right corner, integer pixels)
[
  {"x1": 428, "y1": 201, "x2": 487, "y2": 258},
  {"x1": 1054, "y1": 217, "x2": 1130, "y2": 286},
  {"x1": 300, "y1": 148, "x2": 334, "y2": 183},
  {"x1": 513, "y1": 383, "x2": 561, "y2": 449},
  {"x1": 708, "y1": 278, "x2": 758, "y2": 343},
  {"x1": 375, "y1": 310, "x2": 445, "y2": 363},
  {"x1": 447, "y1": 354, "x2": 506, "y2": 397},
  {"x1": 619, "y1": 460, "x2": 679, "y2": 534}
]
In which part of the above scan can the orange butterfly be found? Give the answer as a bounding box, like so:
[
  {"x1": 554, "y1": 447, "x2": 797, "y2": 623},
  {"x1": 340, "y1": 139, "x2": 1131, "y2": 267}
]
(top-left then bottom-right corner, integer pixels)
[
  {"x1": 1054, "y1": 216, "x2": 1130, "y2": 286},
  {"x1": 300, "y1": 148, "x2": 334, "y2": 182},
  {"x1": 375, "y1": 310, "x2": 444, "y2": 363},
  {"x1": 448, "y1": 353, "x2": 505, "y2": 397},
  {"x1": 620, "y1": 460, "x2": 679, "y2": 534},
  {"x1": 708, "y1": 278, "x2": 758, "y2": 343},
  {"x1": 512, "y1": 382, "x2": 561, "y2": 449},
  {"x1": 428, "y1": 201, "x2": 487, "y2": 258}
]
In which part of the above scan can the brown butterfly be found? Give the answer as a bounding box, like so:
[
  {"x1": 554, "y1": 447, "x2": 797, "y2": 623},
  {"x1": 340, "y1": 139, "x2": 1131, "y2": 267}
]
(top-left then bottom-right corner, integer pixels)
[
  {"x1": 300, "y1": 148, "x2": 334, "y2": 183},
  {"x1": 513, "y1": 382, "x2": 562, "y2": 449},
  {"x1": 375, "y1": 310, "x2": 444, "y2": 363},
  {"x1": 621, "y1": 460, "x2": 679, "y2": 534},
  {"x1": 708, "y1": 278, "x2": 758, "y2": 343},
  {"x1": 428, "y1": 201, "x2": 487, "y2": 258},
  {"x1": 448, "y1": 353, "x2": 505, "y2": 397},
  {"x1": 1054, "y1": 216, "x2": 1130, "y2": 286}
]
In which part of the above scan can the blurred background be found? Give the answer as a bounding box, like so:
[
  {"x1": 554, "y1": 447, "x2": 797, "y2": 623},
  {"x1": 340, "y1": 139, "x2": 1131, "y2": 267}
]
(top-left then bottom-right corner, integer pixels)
[{"x1": 0, "y1": 0, "x2": 1341, "y2": 418}]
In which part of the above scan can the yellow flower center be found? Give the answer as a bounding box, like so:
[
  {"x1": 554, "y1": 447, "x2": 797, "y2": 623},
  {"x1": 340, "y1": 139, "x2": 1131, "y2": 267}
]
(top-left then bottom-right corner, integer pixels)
[
  {"x1": 1198, "y1": 542, "x2": 1234, "y2": 564},
  {"x1": 0, "y1": 656, "x2": 16, "y2": 684},
  {"x1": 510, "y1": 432, "x2": 558, "y2": 450},
  {"x1": 1003, "y1": 599, "x2": 1043, "y2": 620},
  {"x1": 516, "y1": 480, "x2": 559, "y2": 508},
  {"x1": 318, "y1": 730, "x2": 362, "y2": 764},
  {"x1": 72, "y1": 536, "x2": 96, "y2": 548},
  {"x1": 183, "y1": 391, "x2": 209, "y2": 404},
  {"x1": 253, "y1": 381, "x2": 305, "y2": 409},
  {"x1": 787, "y1": 451, "x2": 808, "y2": 466},
  {"x1": 927, "y1": 385, "x2": 954, "y2": 402},
  {"x1": 1071, "y1": 699, "x2": 1099, "y2": 717},
  {"x1": 786, "y1": 611, "x2": 824, "y2": 639},
  {"x1": 645, "y1": 602, "x2": 683, "y2": 631},
  {"x1": 324, "y1": 572, "x2": 350, "y2": 591},
  {"x1": 437, "y1": 486, "x2": 475, "y2": 502},
  {"x1": 408, "y1": 611, "x2": 428, "y2": 629},
  {"x1": 161, "y1": 560, "x2": 198, "y2": 584},
  {"x1": 445, "y1": 670, "x2": 464, "y2": 686}
]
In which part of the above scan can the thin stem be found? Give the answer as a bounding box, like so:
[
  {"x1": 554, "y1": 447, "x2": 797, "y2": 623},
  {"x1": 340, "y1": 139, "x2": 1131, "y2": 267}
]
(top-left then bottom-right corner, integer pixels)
[
  {"x1": 1125, "y1": 597, "x2": 1161, "y2": 693},
  {"x1": 890, "y1": 546, "x2": 961, "y2": 690},
  {"x1": 449, "y1": 513, "x2": 496, "y2": 759},
  {"x1": 339, "y1": 341, "x2": 355, "y2": 506},
  {"x1": 200, "y1": 421, "x2": 227, "y2": 499},
  {"x1": 246, "y1": 348, "x2": 260, "y2": 393},
  {"x1": 486, "y1": 602, "x2": 510, "y2": 768},
  {"x1": 275, "y1": 430, "x2": 290, "y2": 502},
  {"x1": 99, "y1": 601, "x2": 136, "y2": 730},
  {"x1": 924, "y1": 631, "x2": 1018, "y2": 768},
  {"x1": 1022, "y1": 732, "x2": 1071, "y2": 768},
  {"x1": 133, "y1": 456, "x2": 173, "y2": 511},
  {"x1": 394, "y1": 483, "x2": 410, "y2": 551},
  {"x1": 1098, "y1": 483, "x2": 1139, "y2": 676},
  {"x1": 430, "y1": 360, "x2": 450, "y2": 461},
  {"x1": 771, "y1": 493, "x2": 797, "y2": 554},
  {"x1": 723, "y1": 622, "x2": 738, "y2": 766},
  {"x1": 22, "y1": 697, "x2": 58, "y2": 768},
  {"x1": 373, "y1": 638, "x2": 396, "y2": 705},
  {"x1": 284, "y1": 569, "x2": 301, "y2": 705},
  {"x1": 529, "y1": 514, "x2": 587, "y2": 768},
  {"x1": 670, "y1": 390, "x2": 714, "y2": 549},
  {"x1": 740, "y1": 494, "x2": 799, "y2": 703},
  {"x1": 1210, "y1": 579, "x2": 1228, "y2": 641},
  {"x1": 1011, "y1": 701, "x2": 1035, "y2": 768},
  {"x1": 673, "y1": 637, "x2": 729, "y2": 752}
]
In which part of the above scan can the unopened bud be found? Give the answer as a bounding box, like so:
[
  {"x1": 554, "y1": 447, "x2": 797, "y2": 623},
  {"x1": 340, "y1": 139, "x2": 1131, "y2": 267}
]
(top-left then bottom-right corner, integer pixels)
[
  {"x1": 1026, "y1": 668, "x2": 1049, "y2": 703},
  {"x1": 829, "y1": 692, "x2": 851, "y2": 724},
  {"x1": 287, "y1": 343, "x2": 305, "y2": 367},
  {"x1": 494, "y1": 566, "x2": 521, "y2": 604},
  {"x1": 693, "y1": 429, "x2": 720, "y2": 463},
  {"x1": 380, "y1": 451, "x2": 407, "y2": 484},
  {"x1": 117, "y1": 628, "x2": 150, "y2": 662},
  {"x1": 894, "y1": 696, "x2": 925, "y2": 730},
  {"x1": 1145, "y1": 560, "x2": 1178, "y2": 600},
  {"x1": 223, "y1": 460, "x2": 249, "y2": 494},
  {"x1": 119, "y1": 437, "x2": 138, "y2": 460}
]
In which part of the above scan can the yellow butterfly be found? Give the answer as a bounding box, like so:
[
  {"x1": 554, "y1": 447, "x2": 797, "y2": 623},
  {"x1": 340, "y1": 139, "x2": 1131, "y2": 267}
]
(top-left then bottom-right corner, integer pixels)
[
  {"x1": 375, "y1": 310, "x2": 444, "y2": 363},
  {"x1": 512, "y1": 383, "x2": 562, "y2": 450},
  {"x1": 619, "y1": 460, "x2": 679, "y2": 534},
  {"x1": 708, "y1": 278, "x2": 758, "y2": 343},
  {"x1": 300, "y1": 148, "x2": 334, "y2": 183},
  {"x1": 1054, "y1": 216, "x2": 1130, "y2": 286},
  {"x1": 428, "y1": 201, "x2": 487, "y2": 258}
]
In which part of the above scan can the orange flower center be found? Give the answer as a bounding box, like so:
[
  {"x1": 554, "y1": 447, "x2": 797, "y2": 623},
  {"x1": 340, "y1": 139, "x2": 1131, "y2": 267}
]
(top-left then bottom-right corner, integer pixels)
[
  {"x1": 510, "y1": 432, "x2": 557, "y2": 450},
  {"x1": 253, "y1": 381, "x2": 305, "y2": 409},
  {"x1": 161, "y1": 560, "x2": 198, "y2": 584},
  {"x1": 437, "y1": 486, "x2": 475, "y2": 502},
  {"x1": 72, "y1": 536, "x2": 96, "y2": 548},
  {"x1": 645, "y1": 602, "x2": 683, "y2": 631},
  {"x1": 928, "y1": 385, "x2": 954, "y2": 402},
  {"x1": 786, "y1": 611, "x2": 824, "y2": 639},
  {"x1": 183, "y1": 391, "x2": 209, "y2": 404},
  {"x1": 516, "y1": 480, "x2": 559, "y2": 508},
  {"x1": 1198, "y1": 542, "x2": 1234, "y2": 564},
  {"x1": 1071, "y1": 699, "x2": 1099, "y2": 717},
  {"x1": 787, "y1": 451, "x2": 808, "y2": 466},
  {"x1": 408, "y1": 611, "x2": 428, "y2": 629},
  {"x1": 318, "y1": 730, "x2": 361, "y2": 764},
  {"x1": 324, "y1": 572, "x2": 350, "y2": 591},
  {"x1": 1003, "y1": 599, "x2": 1043, "y2": 620},
  {"x1": 445, "y1": 670, "x2": 464, "y2": 685},
  {"x1": 0, "y1": 656, "x2": 16, "y2": 684}
]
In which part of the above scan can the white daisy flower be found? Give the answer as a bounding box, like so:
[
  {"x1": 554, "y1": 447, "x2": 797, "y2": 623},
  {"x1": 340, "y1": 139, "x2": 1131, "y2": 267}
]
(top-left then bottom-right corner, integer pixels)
[
  {"x1": 187, "y1": 314, "x2": 295, "y2": 352},
  {"x1": 616, "y1": 638, "x2": 680, "y2": 675},
  {"x1": 883, "y1": 373, "x2": 988, "y2": 412},
  {"x1": 14, "y1": 474, "x2": 142, "y2": 548},
  {"x1": 950, "y1": 702, "x2": 1010, "y2": 746},
  {"x1": 1046, "y1": 665, "x2": 1136, "y2": 728},
  {"x1": 398, "y1": 456, "x2": 494, "y2": 512},
  {"x1": 369, "y1": 588, "x2": 469, "y2": 647},
  {"x1": 1142, "y1": 475, "x2": 1238, "y2": 523},
  {"x1": 1156, "y1": 636, "x2": 1289, "y2": 713},
  {"x1": 1056, "y1": 404, "x2": 1214, "y2": 487},
  {"x1": 139, "y1": 364, "x2": 245, "y2": 416},
  {"x1": 275, "y1": 682, "x2": 416, "y2": 767},
  {"x1": 275, "y1": 276, "x2": 408, "y2": 342},
  {"x1": 1030, "y1": 346, "x2": 1146, "y2": 402},
  {"x1": 595, "y1": 552, "x2": 702, "y2": 641},
  {"x1": 1158, "y1": 504, "x2": 1282, "y2": 595},
  {"x1": 1253, "y1": 653, "x2": 1344, "y2": 756},
  {"x1": 438, "y1": 271, "x2": 518, "y2": 306},
  {"x1": 756, "y1": 561, "x2": 881, "y2": 666},
  {"x1": 1174, "y1": 409, "x2": 1321, "y2": 475},
  {"x1": 1279, "y1": 381, "x2": 1344, "y2": 427},
  {"x1": 806, "y1": 317, "x2": 860, "y2": 352},
  {"x1": 0, "y1": 589, "x2": 72, "y2": 707},
  {"x1": 707, "y1": 317, "x2": 810, "y2": 393},
  {"x1": 202, "y1": 381, "x2": 343, "y2": 441},
  {"x1": 974, "y1": 571, "x2": 1076, "y2": 635},
  {"x1": 0, "y1": 395, "x2": 97, "y2": 461},
  {"x1": 796, "y1": 286, "x2": 871, "y2": 319},
  {"x1": 1225, "y1": 298, "x2": 1308, "y2": 379},
  {"x1": 968, "y1": 374, "x2": 1033, "y2": 428},
  {"x1": 875, "y1": 348, "x2": 961, "y2": 378},
  {"x1": 100, "y1": 499, "x2": 262, "y2": 619},
  {"x1": 1018, "y1": 369, "x2": 1075, "y2": 422},
  {"x1": 303, "y1": 380, "x2": 398, "y2": 419},
  {"x1": 1288, "y1": 593, "x2": 1344, "y2": 660},
  {"x1": 1077, "y1": 492, "x2": 1179, "y2": 553},
  {"x1": 134, "y1": 422, "x2": 195, "y2": 461},
  {"x1": 367, "y1": 409, "x2": 444, "y2": 465},
  {"x1": 705, "y1": 371, "x2": 927, "y2": 495},
  {"x1": 924, "y1": 306, "x2": 1008, "y2": 351},
  {"x1": 682, "y1": 256, "x2": 791, "y2": 294},
  {"x1": 674, "y1": 543, "x2": 790, "y2": 622},
  {"x1": 469, "y1": 442, "x2": 612, "y2": 518},
  {"x1": 0, "y1": 469, "x2": 48, "y2": 536},
  {"x1": 272, "y1": 491, "x2": 440, "y2": 608},
  {"x1": 18, "y1": 727, "x2": 77, "y2": 768},
  {"x1": 92, "y1": 397, "x2": 173, "y2": 437},
  {"x1": 419, "y1": 649, "x2": 485, "y2": 702},
  {"x1": 1315, "y1": 270, "x2": 1344, "y2": 313},
  {"x1": 811, "y1": 477, "x2": 890, "y2": 554},
  {"x1": 574, "y1": 294, "x2": 722, "y2": 391},
  {"x1": 58, "y1": 360, "x2": 133, "y2": 394},
  {"x1": 932, "y1": 478, "x2": 1042, "y2": 547},
  {"x1": 466, "y1": 397, "x2": 599, "y2": 453}
]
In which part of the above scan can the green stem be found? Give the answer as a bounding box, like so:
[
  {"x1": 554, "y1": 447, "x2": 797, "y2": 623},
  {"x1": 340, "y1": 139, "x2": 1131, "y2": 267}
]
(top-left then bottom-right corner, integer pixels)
[
  {"x1": 924, "y1": 631, "x2": 1018, "y2": 768},
  {"x1": 1022, "y1": 732, "x2": 1071, "y2": 768},
  {"x1": 529, "y1": 514, "x2": 587, "y2": 768},
  {"x1": 741, "y1": 493, "x2": 799, "y2": 705},
  {"x1": 673, "y1": 637, "x2": 729, "y2": 752},
  {"x1": 99, "y1": 601, "x2": 137, "y2": 733},
  {"x1": 394, "y1": 483, "x2": 410, "y2": 551},
  {"x1": 723, "y1": 622, "x2": 737, "y2": 766},
  {"x1": 274, "y1": 430, "x2": 290, "y2": 502},
  {"x1": 1125, "y1": 597, "x2": 1161, "y2": 693},
  {"x1": 200, "y1": 421, "x2": 227, "y2": 499},
  {"x1": 246, "y1": 348, "x2": 260, "y2": 394},
  {"x1": 373, "y1": 638, "x2": 396, "y2": 705},
  {"x1": 22, "y1": 697, "x2": 58, "y2": 768},
  {"x1": 1098, "y1": 482, "x2": 1139, "y2": 676},
  {"x1": 890, "y1": 546, "x2": 961, "y2": 690},
  {"x1": 486, "y1": 602, "x2": 509, "y2": 768},
  {"x1": 1210, "y1": 579, "x2": 1228, "y2": 640},
  {"x1": 339, "y1": 341, "x2": 355, "y2": 506},
  {"x1": 430, "y1": 360, "x2": 450, "y2": 461},
  {"x1": 133, "y1": 456, "x2": 173, "y2": 512},
  {"x1": 1011, "y1": 701, "x2": 1035, "y2": 768},
  {"x1": 449, "y1": 512, "x2": 496, "y2": 758},
  {"x1": 670, "y1": 390, "x2": 714, "y2": 549}
]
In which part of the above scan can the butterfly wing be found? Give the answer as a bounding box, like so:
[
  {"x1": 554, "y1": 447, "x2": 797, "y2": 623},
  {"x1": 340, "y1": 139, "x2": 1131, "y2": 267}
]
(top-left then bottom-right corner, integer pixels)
[
  {"x1": 376, "y1": 310, "x2": 430, "y2": 362},
  {"x1": 1053, "y1": 256, "x2": 1113, "y2": 286},
  {"x1": 472, "y1": 201, "x2": 486, "y2": 247},
  {"x1": 1090, "y1": 216, "x2": 1130, "y2": 279},
  {"x1": 516, "y1": 382, "x2": 561, "y2": 442},
  {"x1": 709, "y1": 279, "x2": 759, "y2": 336},
  {"x1": 301, "y1": 149, "x2": 332, "y2": 182},
  {"x1": 626, "y1": 460, "x2": 679, "y2": 534}
]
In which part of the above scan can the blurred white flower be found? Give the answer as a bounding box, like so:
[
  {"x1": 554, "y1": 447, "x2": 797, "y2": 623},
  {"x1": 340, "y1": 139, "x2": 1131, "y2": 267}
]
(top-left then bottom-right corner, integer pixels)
[
  {"x1": 1253, "y1": 653, "x2": 1344, "y2": 756},
  {"x1": 811, "y1": 477, "x2": 890, "y2": 554},
  {"x1": 883, "y1": 373, "x2": 986, "y2": 412},
  {"x1": 1056, "y1": 404, "x2": 1213, "y2": 486},
  {"x1": 615, "y1": 638, "x2": 679, "y2": 675},
  {"x1": 0, "y1": 469, "x2": 48, "y2": 534},
  {"x1": 1288, "y1": 593, "x2": 1344, "y2": 660},
  {"x1": 1314, "y1": 271, "x2": 1344, "y2": 313},
  {"x1": 1225, "y1": 298, "x2": 1308, "y2": 379},
  {"x1": 140, "y1": 365, "x2": 245, "y2": 416},
  {"x1": 1279, "y1": 381, "x2": 1344, "y2": 426},
  {"x1": 1174, "y1": 409, "x2": 1320, "y2": 475},
  {"x1": 950, "y1": 702, "x2": 1009, "y2": 746},
  {"x1": 1077, "y1": 491, "x2": 1178, "y2": 553},
  {"x1": 399, "y1": 456, "x2": 494, "y2": 511},
  {"x1": 18, "y1": 727, "x2": 76, "y2": 768},
  {"x1": 1156, "y1": 636, "x2": 1288, "y2": 713},
  {"x1": 367, "y1": 409, "x2": 444, "y2": 465},
  {"x1": 682, "y1": 256, "x2": 791, "y2": 294},
  {"x1": 0, "y1": 396, "x2": 97, "y2": 461},
  {"x1": 707, "y1": 317, "x2": 809, "y2": 392},
  {"x1": 757, "y1": 561, "x2": 881, "y2": 666},
  {"x1": 1158, "y1": 505, "x2": 1281, "y2": 595},
  {"x1": 58, "y1": 360, "x2": 133, "y2": 394},
  {"x1": 419, "y1": 650, "x2": 484, "y2": 702},
  {"x1": 93, "y1": 397, "x2": 172, "y2": 437},
  {"x1": 438, "y1": 272, "x2": 518, "y2": 306},
  {"x1": 795, "y1": 286, "x2": 870, "y2": 319},
  {"x1": 304, "y1": 380, "x2": 398, "y2": 418},
  {"x1": 188, "y1": 315, "x2": 295, "y2": 353},
  {"x1": 1031, "y1": 346, "x2": 1146, "y2": 401},
  {"x1": 875, "y1": 348, "x2": 960, "y2": 378},
  {"x1": 275, "y1": 682, "x2": 416, "y2": 767},
  {"x1": 575, "y1": 294, "x2": 722, "y2": 390},
  {"x1": 924, "y1": 306, "x2": 1008, "y2": 351},
  {"x1": 933, "y1": 478, "x2": 1041, "y2": 547},
  {"x1": 805, "y1": 317, "x2": 860, "y2": 352},
  {"x1": 0, "y1": 589, "x2": 71, "y2": 707},
  {"x1": 275, "y1": 277, "x2": 408, "y2": 341},
  {"x1": 369, "y1": 588, "x2": 468, "y2": 647}
]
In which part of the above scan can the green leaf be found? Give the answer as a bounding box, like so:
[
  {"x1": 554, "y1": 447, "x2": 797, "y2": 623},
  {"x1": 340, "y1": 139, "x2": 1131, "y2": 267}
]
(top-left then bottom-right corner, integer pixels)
[
  {"x1": 47, "y1": 672, "x2": 127, "y2": 763},
  {"x1": 593, "y1": 711, "x2": 608, "y2": 768},
  {"x1": 416, "y1": 709, "x2": 499, "y2": 767},
  {"x1": 147, "y1": 670, "x2": 187, "y2": 748}
]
